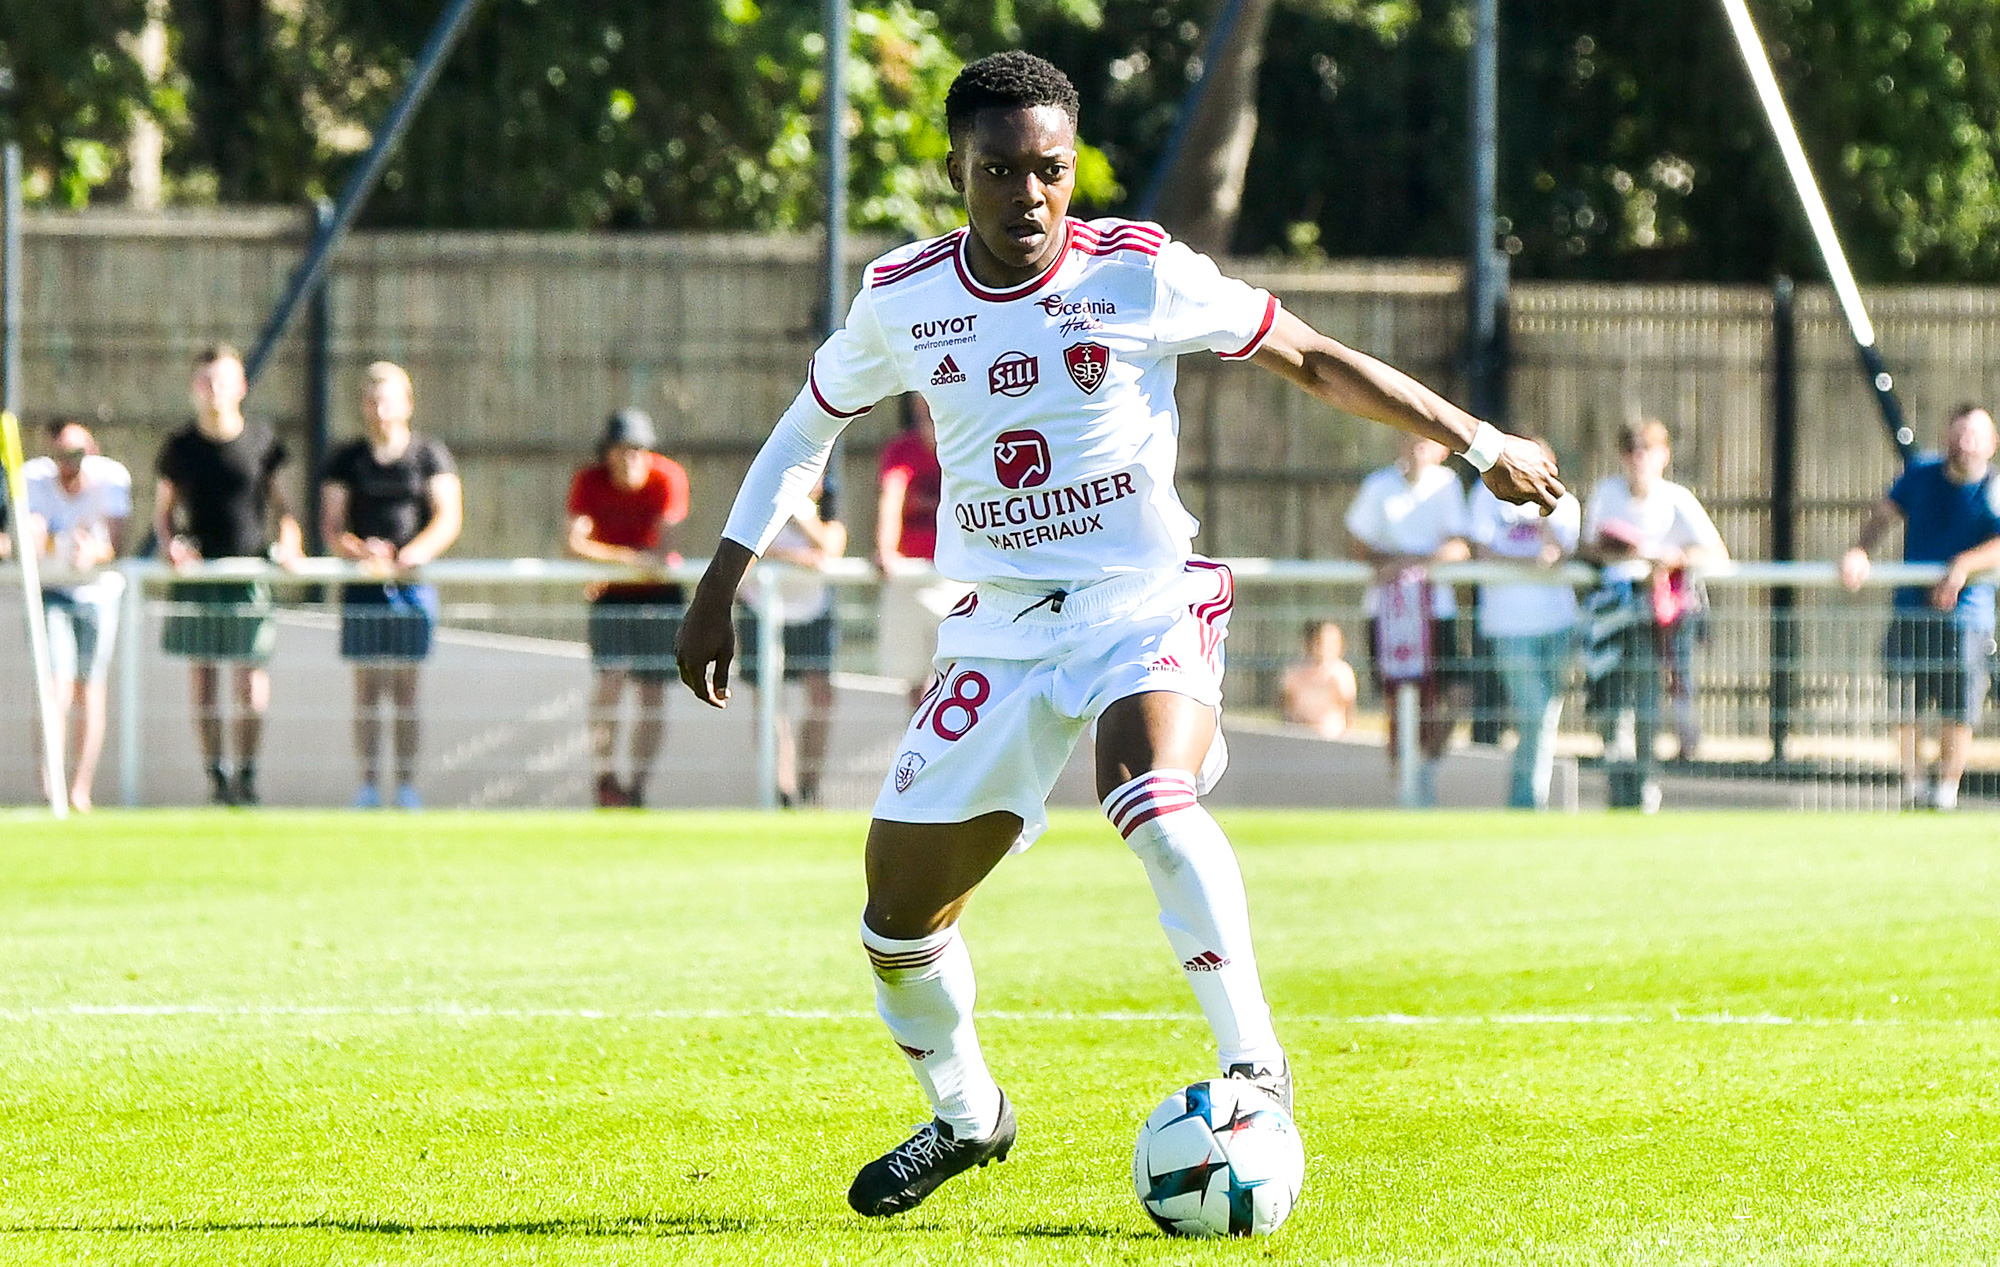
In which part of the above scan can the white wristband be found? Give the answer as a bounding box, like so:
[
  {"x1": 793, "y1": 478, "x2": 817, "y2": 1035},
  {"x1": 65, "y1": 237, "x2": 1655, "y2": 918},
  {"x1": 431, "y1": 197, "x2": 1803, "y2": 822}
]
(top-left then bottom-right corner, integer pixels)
[{"x1": 1462, "y1": 421, "x2": 1507, "y2": 473}]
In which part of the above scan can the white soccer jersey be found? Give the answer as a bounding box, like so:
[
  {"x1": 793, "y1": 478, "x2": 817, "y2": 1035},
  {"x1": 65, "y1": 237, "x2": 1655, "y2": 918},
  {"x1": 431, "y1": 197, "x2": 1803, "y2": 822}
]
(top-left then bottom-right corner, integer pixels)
[{"x1": 722, "y1": 218, "x2": 1279, "y2": 584}]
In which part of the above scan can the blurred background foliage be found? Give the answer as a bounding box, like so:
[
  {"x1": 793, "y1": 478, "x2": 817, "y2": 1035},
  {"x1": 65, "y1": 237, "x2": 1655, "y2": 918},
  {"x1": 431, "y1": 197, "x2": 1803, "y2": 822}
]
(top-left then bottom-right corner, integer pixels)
[{"x1": 1, "y1": 0, "x2": 1998, "y2": 280}]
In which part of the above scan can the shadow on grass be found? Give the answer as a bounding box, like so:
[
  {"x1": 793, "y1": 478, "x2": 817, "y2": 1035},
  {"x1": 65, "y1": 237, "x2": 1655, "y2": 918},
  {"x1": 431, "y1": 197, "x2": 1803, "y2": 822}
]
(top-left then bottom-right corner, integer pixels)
[
  {"x1": 0, "y1": 1214, "x2": 784, "y2": 1238},
  {"x1": 3, "y1": 1214, "x2": 1158, "y2": 1243},
  {"x1": 1011, "y1": 1222, "x2": 1153, "y2": 1243}
]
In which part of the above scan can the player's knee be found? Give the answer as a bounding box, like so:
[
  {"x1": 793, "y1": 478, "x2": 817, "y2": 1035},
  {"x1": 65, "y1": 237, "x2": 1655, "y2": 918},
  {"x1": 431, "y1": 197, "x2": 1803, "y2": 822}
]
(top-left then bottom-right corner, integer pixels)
[{"x1": 1102, "y1": 769, "x2": 1202, "y2": 854}]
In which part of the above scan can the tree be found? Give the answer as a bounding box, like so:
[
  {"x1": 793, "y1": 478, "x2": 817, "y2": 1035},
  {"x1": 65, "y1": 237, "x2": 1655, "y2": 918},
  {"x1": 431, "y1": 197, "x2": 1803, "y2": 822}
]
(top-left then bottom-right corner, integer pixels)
[{"x1": 0, "y1": 0, "x2": 184, "y2": 206}]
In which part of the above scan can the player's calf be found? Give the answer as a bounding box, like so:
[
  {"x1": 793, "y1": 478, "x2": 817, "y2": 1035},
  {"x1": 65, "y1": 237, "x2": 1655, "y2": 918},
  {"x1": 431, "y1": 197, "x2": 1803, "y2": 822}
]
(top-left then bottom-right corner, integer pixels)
[{"x1": 1105, "y1": 770, "x2": 1286, "y2": 1072}]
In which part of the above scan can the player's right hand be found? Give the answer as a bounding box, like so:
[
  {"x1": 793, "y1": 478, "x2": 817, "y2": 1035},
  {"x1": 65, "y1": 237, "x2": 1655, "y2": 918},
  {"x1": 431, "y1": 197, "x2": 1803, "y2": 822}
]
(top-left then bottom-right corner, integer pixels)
[
  {"x1": 1480, "y1": 437, "x2": 1565, "y2": 513},
  {"x1": 676, "y1": 597, "x2": 737, "y2": 708},
  {"x1": 166, "y1": 536, "x2": 201, "y2": 569}
]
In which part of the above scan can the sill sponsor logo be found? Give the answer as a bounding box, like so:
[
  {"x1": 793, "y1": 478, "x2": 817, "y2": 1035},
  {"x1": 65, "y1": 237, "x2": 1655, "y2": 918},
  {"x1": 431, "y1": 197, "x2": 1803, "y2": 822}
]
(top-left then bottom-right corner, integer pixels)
[{"x1": 987, "y1": 351, "x2": 1040, "y2": 398}]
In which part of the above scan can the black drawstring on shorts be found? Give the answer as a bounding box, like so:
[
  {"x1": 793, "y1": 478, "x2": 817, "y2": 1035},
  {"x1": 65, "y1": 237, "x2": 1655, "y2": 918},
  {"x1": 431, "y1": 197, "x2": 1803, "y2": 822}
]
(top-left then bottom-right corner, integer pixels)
[{"x1": 1013, "y1": 589, "x2": 1068, "y2": 621}]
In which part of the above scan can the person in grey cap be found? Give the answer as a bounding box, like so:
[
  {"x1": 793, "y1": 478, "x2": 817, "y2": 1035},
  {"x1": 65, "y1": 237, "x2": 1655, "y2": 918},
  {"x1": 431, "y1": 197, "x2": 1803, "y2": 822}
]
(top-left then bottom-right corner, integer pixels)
[{"x1": 566, "y1": 408, "x2": 691, "y2": 807}]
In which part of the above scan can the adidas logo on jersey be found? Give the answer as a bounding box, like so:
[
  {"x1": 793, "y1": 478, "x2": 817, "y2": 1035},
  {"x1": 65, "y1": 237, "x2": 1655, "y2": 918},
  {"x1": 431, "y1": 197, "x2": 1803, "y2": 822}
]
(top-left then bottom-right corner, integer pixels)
[
  {"x1": 1182, "y1": 951, "x2": 1231, "y2": 972},
  {"x1": 930, "y1": 356, "x2": 967, "y2": 386}
]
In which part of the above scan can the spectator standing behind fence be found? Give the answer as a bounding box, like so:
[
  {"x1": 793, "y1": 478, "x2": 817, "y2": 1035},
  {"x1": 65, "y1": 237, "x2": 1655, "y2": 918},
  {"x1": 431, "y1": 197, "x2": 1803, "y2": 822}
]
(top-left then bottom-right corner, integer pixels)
[
  {"x1": 319, "y1": 362, "x2": 463, "y2": 810},
  {"x1": 154, "y1": 344, "x2": 302, "y2": 807},
  {"x1": 1580, "y1": 420, "x2": 1728, "y2": 812},
  {"x1": 741, "y1": 481, "x2": 845, "y2": 808},
  {"x1": 23, "y1": 419, "x2": 130, "y2": 812},
  {"x1": 1841, "y1": 405, "x2": 2000, "y2": 811},
  {"x1": 1468, "y1": 442, "x2": 1581, "y2": 810},
  {"x1": 1282, "y1": 620, "x2": 1358, "y2": 738},
  {"x1": 875, "y1": 394, "x2": 971, "y2": 708},
  {"x1": 1345, "y1": 434, "x2": 1471, "y2": 806},
  {"x1": 567, "y1": 409, "x2": 690, "y2": 808}
]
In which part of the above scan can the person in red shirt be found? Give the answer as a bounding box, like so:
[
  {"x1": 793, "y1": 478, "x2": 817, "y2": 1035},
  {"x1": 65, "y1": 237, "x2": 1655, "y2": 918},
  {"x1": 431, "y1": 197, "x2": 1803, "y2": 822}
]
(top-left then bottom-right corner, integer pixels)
[
  {"x1": 873, "y1": 394, "x2": 969, "y2": 707},
  {"x1": 566, "y1": 409, "x2": 690, "y2": 807}
]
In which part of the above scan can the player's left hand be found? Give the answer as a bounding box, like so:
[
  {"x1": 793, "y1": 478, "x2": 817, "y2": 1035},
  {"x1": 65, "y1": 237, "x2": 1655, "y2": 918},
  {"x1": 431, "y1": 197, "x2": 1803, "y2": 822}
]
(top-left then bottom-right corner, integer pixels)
[{"x1": 1480, "y1": 437, "x2": 1565, "y2": 512}]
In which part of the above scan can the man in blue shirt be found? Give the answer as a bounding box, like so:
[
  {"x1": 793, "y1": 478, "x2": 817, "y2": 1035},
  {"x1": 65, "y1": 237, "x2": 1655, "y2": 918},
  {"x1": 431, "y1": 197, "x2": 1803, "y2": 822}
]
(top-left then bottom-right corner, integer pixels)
[{"x1": 1843, "y1": 405, "x2": 2000, "y2": 809}]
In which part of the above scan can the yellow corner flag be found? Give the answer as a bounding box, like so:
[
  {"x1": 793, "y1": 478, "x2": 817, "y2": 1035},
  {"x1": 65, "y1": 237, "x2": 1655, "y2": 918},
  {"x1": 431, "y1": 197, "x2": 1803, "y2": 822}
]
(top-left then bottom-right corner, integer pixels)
[{"x1": 3, "y1": 410, "x2": 69, "y2": 817}]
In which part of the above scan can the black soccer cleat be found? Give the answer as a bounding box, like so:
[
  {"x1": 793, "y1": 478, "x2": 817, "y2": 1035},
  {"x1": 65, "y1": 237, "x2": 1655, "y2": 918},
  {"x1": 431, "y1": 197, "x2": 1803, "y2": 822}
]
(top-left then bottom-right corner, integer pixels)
[
  {"x1": 847, "y1": 1091, "x2": 1016, "y2": 1217},
  {"x1": 233, "y1": 764, "x2": 260, "y2": 807},
  {"x1": 1226, "y1": 1058, "x2": 1294, "y2": 1115}
]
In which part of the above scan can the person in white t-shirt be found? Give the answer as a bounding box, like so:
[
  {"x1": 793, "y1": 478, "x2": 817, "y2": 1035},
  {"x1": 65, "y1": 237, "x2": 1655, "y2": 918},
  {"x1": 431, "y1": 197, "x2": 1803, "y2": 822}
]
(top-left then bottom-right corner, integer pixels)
[
  {"x1": 739, "y1": 481, "x2": 846, "y2": 807},
  {"x1": 22, "y1": 418, "x2": 132, "y2": 812},
  {"x1": 1467, "y1": 436, "x2": 1581, "y2": 809},
  {"x1": 1580, "y1": 420, "x2": 1728, "y2": 810},
  {"x1": 1344, "y1": 434, "x2": 1471, "y2": 805},
  {"x1": 673, "y1": 52, "x2": 1564, "y2": 1215}
]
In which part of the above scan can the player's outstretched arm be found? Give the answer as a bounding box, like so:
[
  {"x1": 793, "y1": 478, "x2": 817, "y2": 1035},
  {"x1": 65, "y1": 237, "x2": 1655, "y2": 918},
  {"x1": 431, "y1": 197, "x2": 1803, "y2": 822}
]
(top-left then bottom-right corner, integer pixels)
[
  {"x1": 677, "y1": 538, "x2": 756, "y2": 708},
  {"x1": 1252, "y1": 308, "x2": 1565, "y2": 511}
]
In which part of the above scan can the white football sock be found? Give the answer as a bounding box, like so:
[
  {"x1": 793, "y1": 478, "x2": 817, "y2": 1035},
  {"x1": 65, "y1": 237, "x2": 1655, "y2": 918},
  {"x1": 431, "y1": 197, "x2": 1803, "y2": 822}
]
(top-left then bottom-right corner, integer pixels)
[
  {"x1": 860, "y1": 920, "x2": 1002, "y2": 1140},
  {"x1": 1104, "y1": 769, "x2": 1284, "y2": 1070}
]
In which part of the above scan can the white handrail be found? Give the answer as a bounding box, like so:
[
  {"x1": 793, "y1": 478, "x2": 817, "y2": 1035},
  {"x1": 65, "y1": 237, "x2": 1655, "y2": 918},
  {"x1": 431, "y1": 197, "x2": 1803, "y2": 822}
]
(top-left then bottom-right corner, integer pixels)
[{"x1": 0, "y1": 557, "x2": 1974, "y2": 589}]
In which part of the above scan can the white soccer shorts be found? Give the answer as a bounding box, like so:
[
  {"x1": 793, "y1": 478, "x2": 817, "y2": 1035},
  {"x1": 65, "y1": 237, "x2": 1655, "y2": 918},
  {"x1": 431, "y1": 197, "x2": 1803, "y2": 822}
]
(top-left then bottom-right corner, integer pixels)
[{"x1": 871, "y1": 560, "x2": 1233, "y2": 850}]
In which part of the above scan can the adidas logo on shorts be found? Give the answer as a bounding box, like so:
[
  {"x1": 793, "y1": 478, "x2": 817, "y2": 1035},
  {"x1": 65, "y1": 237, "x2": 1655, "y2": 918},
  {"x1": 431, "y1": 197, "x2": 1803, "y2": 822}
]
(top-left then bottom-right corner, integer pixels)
[
  {"x1": 930, "y1": 355, "x2": 967, "y2": 386},
  {"x1": 1181, "y1": 951, "x2": 1231, "y2": 972}
]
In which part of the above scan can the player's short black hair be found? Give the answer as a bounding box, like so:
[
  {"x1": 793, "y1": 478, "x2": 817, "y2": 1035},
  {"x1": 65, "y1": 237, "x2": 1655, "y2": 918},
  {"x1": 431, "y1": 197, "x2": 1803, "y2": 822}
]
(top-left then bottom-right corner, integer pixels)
[{"x1": 945, "y1": 52, "x2": 1080, "y2": 146}]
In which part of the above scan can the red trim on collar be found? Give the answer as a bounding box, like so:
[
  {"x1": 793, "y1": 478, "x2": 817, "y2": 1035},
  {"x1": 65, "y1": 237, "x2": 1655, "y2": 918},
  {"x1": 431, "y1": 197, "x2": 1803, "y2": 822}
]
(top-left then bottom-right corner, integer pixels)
[{"x1": 953, "y1": 221, "x2": 1072, "y2": 302}]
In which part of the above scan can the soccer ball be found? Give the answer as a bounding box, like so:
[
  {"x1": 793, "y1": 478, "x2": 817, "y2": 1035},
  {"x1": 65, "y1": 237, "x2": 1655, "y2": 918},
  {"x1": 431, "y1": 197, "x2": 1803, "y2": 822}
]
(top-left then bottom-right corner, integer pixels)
[{"x1": 1132, "y1": 1078, "x2": 1305, "y2": 1237}]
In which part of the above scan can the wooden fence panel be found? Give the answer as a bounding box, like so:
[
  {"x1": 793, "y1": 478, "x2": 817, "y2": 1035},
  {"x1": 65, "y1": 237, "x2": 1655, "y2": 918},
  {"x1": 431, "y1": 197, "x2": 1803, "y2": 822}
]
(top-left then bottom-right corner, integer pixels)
[{"x1": 18, "y1": 208, "x2": 2000, "y2": 574}]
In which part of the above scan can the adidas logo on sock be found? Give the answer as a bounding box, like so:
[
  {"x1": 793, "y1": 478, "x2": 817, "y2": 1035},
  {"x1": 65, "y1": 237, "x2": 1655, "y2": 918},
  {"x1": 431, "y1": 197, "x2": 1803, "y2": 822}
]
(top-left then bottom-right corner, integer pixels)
[
  {"x1": 1181, "y1": 951, "x2": 1231, "y2": 972},
  {"x1": 897, "y1": 1043, "x2": 936, "y2": 1061},
  {"x1": 930, "y1": 355, "x2": 967, "y2": 386}
]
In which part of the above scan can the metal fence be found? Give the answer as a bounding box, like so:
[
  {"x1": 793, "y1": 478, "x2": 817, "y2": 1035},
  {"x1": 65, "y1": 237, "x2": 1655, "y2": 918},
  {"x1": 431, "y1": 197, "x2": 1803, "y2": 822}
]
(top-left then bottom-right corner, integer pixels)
[{"x1": 0, "y1": 558, "x2": 1985, "y2": 813}]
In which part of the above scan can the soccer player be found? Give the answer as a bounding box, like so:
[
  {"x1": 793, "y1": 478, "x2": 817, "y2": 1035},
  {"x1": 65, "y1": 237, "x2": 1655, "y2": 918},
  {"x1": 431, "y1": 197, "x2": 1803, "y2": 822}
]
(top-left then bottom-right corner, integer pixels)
[
  {"x1": 155, "y1": 344, "x2": 302, "y2": 806},
  {"x1": 567, "y1": 409, "x2": 690, "y2": 808},
  {"x1": 1842, "y1": 404, "x2": 2000, "y2": 810},
  {"x1": 320, "y1": 362, "x2": 463, "y2": 809},
  {"x1": 676, "y1": 52, "x2": 1562, "y2": 1216}
]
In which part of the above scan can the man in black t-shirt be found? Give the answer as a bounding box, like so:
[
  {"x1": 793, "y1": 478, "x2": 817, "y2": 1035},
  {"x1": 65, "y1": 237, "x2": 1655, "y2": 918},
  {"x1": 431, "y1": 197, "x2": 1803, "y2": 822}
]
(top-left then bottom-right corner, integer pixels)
[
  {"x1": 153, "y1": 343, "x2": 303, "y2": 806},
  {"x1": 319, "y1": 361, "x2": 463, "y2": 809}
]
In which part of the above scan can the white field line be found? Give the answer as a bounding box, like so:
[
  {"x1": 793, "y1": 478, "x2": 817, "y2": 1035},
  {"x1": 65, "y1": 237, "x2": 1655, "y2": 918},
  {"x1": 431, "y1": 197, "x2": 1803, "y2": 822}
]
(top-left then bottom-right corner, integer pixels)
[{"x1": 0, "y1": 1003, "x2": 1961, "y2": 1028}]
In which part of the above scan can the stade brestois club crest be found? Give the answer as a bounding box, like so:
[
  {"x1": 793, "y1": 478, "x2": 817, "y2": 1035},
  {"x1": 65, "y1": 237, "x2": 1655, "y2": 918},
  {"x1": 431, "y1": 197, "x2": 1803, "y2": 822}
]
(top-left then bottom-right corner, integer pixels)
[{"x1": 1064, "y1": 342, "x2": 1109, "y2": 394}]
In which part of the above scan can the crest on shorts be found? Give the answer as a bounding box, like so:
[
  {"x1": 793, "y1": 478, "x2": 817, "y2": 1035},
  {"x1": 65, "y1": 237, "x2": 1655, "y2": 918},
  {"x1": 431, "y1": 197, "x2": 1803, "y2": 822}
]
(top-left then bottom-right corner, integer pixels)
[
  {"x1": 894, "y1": 750, "x2": 927, "y2": 793},
  {"x1": 1063, "y1": 342, "x2": 1110, "y2": 394}
]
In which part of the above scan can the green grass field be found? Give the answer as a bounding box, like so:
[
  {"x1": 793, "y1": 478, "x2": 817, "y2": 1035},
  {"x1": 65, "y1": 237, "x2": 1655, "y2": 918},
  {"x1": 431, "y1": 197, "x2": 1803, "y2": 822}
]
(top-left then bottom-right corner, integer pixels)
[{"x1": 3, "y1": 808, "x2": 2000, "y2": 1265}]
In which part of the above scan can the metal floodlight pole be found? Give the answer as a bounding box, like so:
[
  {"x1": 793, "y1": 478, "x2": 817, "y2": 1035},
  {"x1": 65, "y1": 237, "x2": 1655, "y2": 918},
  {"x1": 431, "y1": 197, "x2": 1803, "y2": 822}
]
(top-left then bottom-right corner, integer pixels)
[
  {"x1": 818, "y1": 0, "x2": 851, "y2": 519},
  {"x1": 244, "y1": 0, "x2": 489, "y2": 387},
  {"x1": 1464, "y1": 0, "x2": 1506, "y2": 424},
  {"x1": 1718, "y1": 0, "x2": 1914, "y2": 461},
  {"x1": 2, "y1": 143, "x2": 19, "y2": 418},
  {"x1": 1136, "y1": 0, "x2": 1250, "y2": 220}
]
